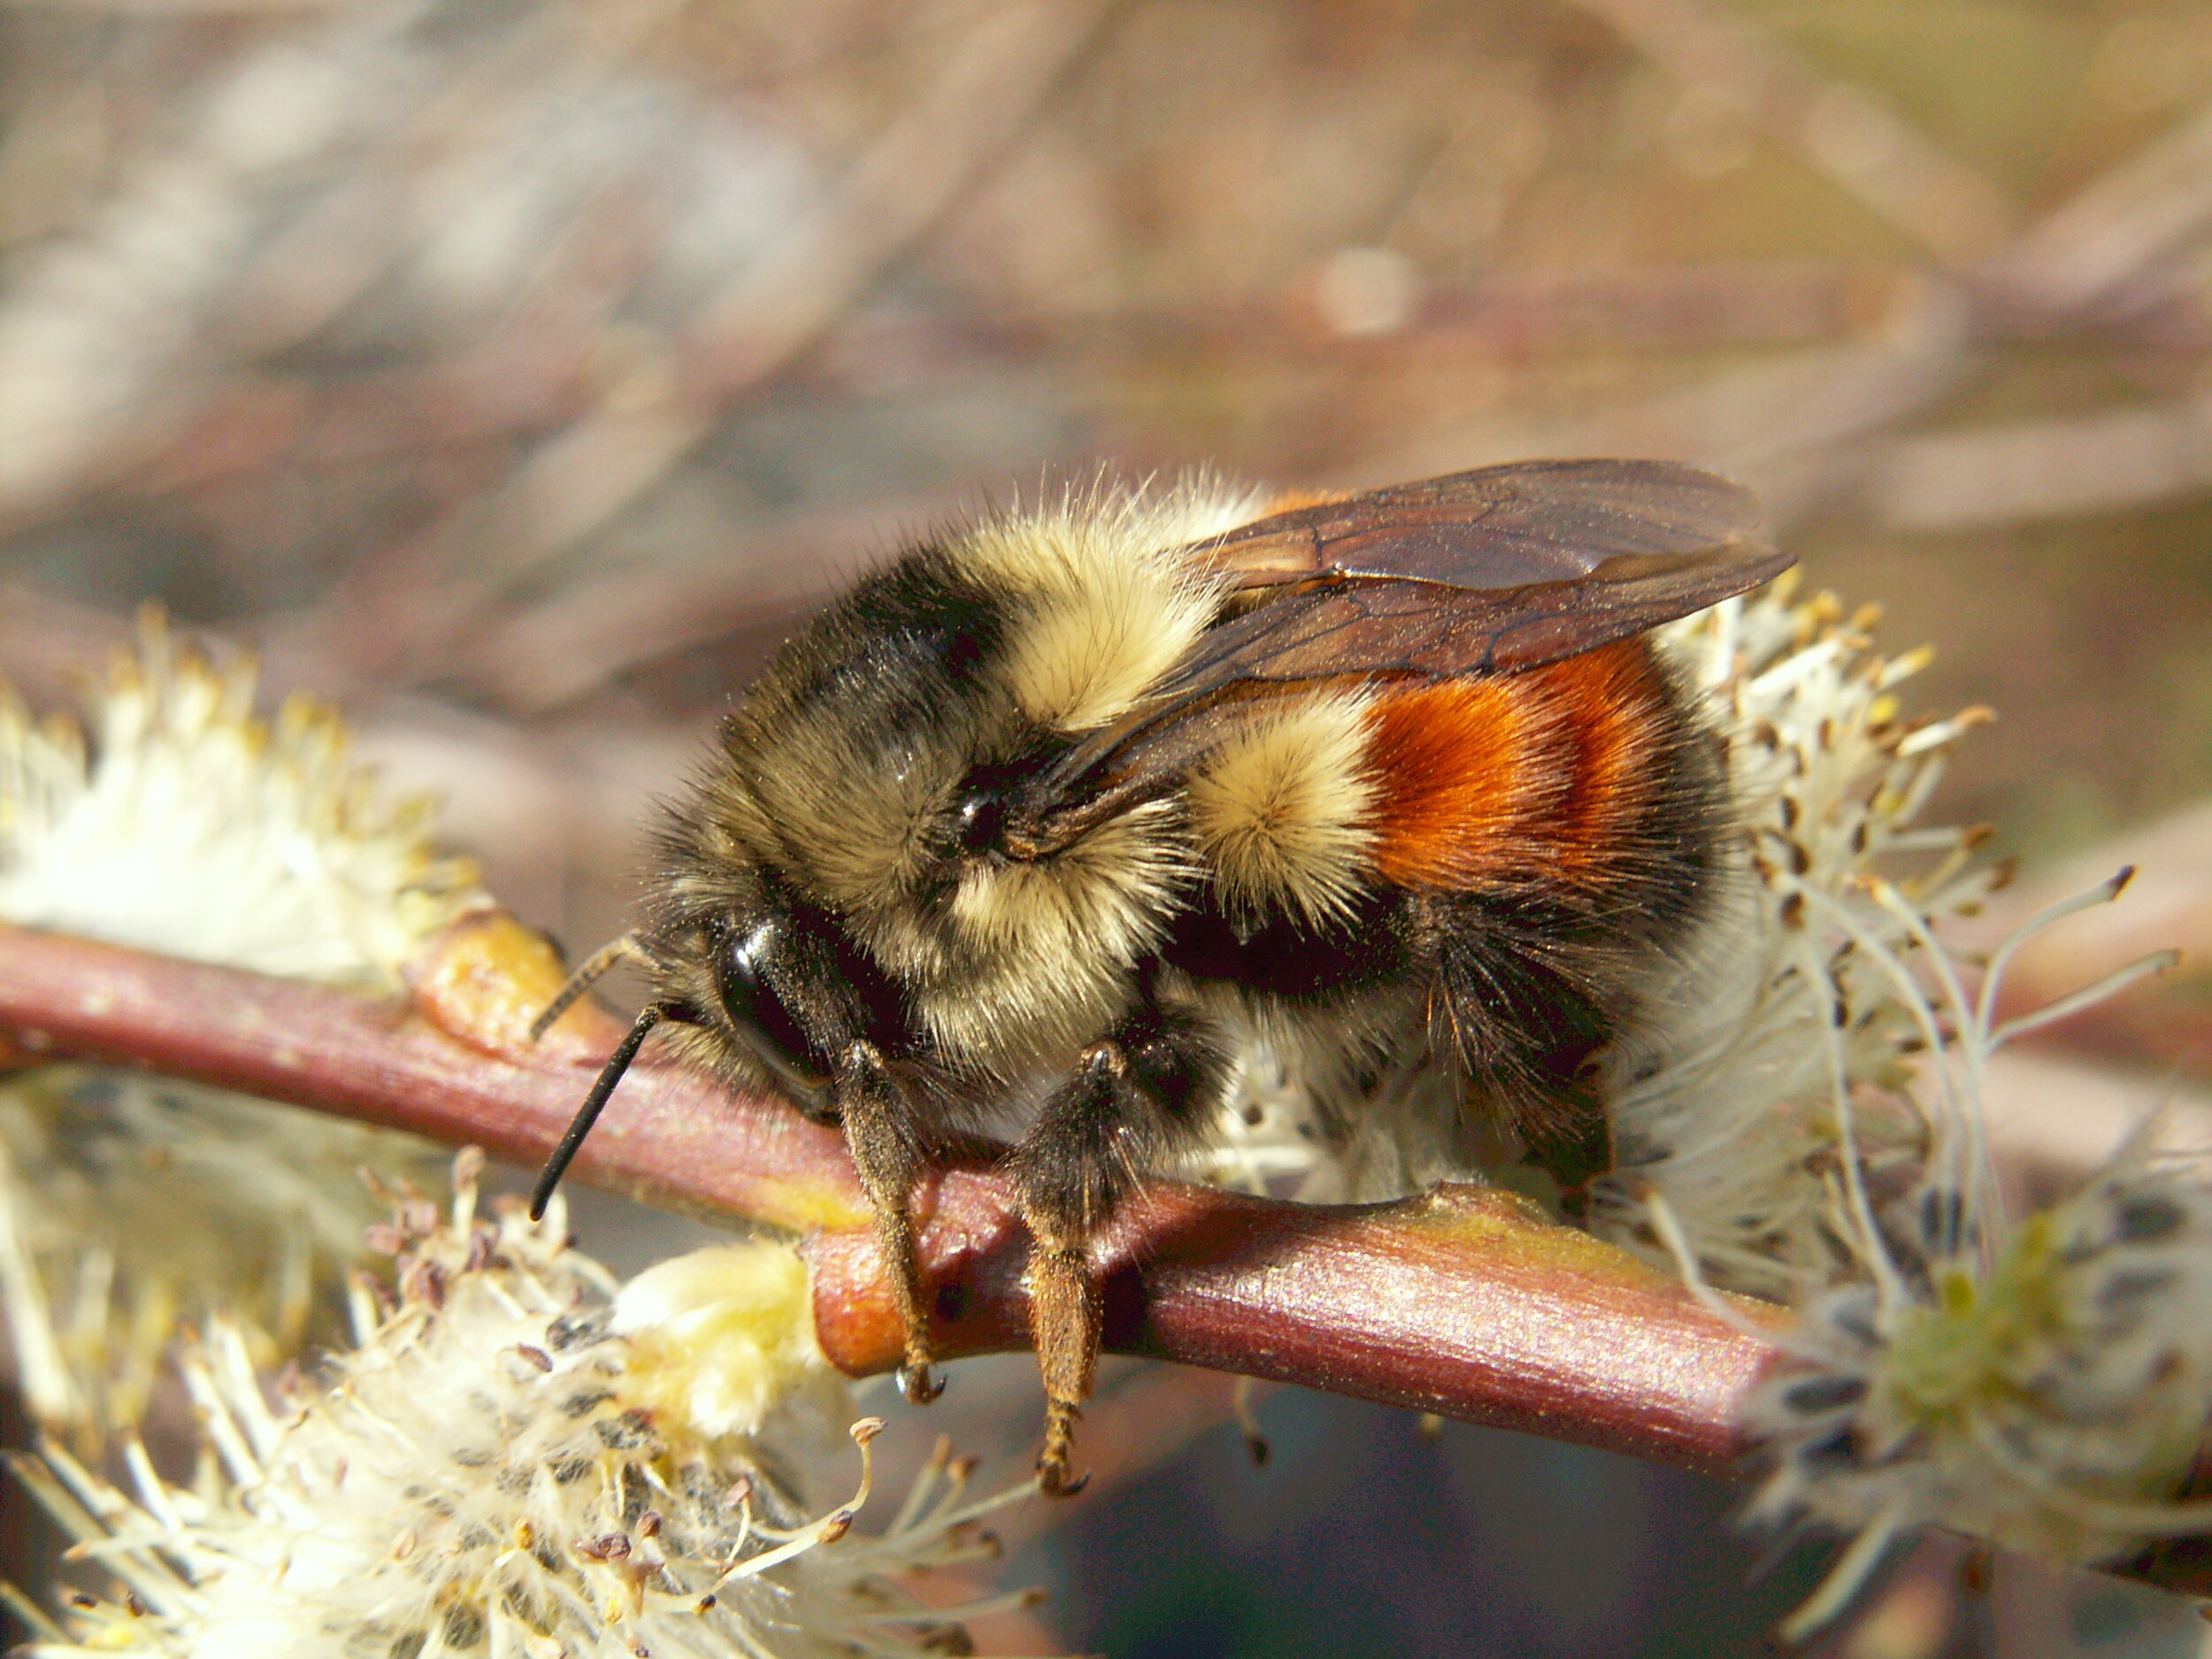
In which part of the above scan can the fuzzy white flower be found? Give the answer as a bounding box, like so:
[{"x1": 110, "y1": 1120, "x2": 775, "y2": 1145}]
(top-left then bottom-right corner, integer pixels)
[
  {"x1": 6, "y1": 1156, "x2": 1048, "y2": 1659},
  {"x1": 0, "y1": 612, "x2": 483, "y2": 1433},
  {"x1": 0, "y1": 610, "x2": 488, "y2": 983},
  {"x1": 1745, "y1": 1150, "x2": 2212, "y2": 1639},
  {"x1": 0, "y1": 1068, "x2": 444, "y2": 1437},
  {"x1": 1640, "y1": 864, "x2": 2200, "y2": 1639},
  {"x1": 1590, "y1": 580, "x2": 2004, "y2": 1293}
]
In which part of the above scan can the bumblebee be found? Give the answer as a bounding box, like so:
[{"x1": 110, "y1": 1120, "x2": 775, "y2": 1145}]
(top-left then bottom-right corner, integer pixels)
[{"x1": 531, "y1": 459, "x2": 1788, "y2": 1493}]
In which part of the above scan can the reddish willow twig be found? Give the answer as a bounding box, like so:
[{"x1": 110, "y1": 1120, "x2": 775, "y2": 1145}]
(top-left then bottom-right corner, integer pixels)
[
  {"x1": 0, "y1": 913, "x2": 1776, "y2": 1466},
  {"x1": 0, "y1": 912, "x2": 2207, "y2": 1595}
]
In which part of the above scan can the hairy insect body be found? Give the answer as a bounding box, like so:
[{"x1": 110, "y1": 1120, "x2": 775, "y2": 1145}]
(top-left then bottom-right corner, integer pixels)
[
  {"x1": 658, "y1": 495, "x2": 1716, "y2": 1127},
  {"x1": 532, "y1": 461, "x2": 1787, "y2": 1494},
  {"x1": 1171, "y1": 643, "x2": 1723, "y2": 1156}
]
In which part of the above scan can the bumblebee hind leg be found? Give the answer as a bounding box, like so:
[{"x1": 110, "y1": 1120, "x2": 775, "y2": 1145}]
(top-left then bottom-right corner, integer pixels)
[
  {"x1": 1425, "y1": 893, "x2": 1617, "y2": 1207},
  {"x1": 1004, "y1": 1000, "x2": 1229, "y2": 1495}
]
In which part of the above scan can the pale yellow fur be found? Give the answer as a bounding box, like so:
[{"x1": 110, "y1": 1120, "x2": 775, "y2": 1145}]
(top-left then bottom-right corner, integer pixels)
[
  {"x1": 1187, "y1": 692, "x2": 1379, "y2": 929},
  {"x1": 739, "y1": 728, "x2": 949, "y2": 911},
  {"x1": 954, "y1": 477, "x2": 1260, "y2": 733},
  {"x1": 918, "y1": 802, "x2": 1192, "y2": 1067}
]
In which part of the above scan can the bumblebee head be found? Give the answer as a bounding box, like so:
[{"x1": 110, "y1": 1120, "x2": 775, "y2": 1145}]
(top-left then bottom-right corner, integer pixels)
[
  {"x1": 634, "y1": 848, "x2": 928, "y2": 1123},
  {"x1": 526, "y1": 867, "x2": 910, "y2": 1219}
]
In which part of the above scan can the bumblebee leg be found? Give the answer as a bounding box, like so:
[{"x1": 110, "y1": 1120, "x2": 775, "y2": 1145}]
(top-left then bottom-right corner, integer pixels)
[
  {"x1": 1425, "y1": 893, "x2": 1617, "y2": 1204},
  {"x1": 1025, "y1": 1230, "x2": 1102, "y2": 1498},
  {"x1": 833, "y1": 1041, "x2": 944, "y2": 1405},
  {"x1": 1005, "y1": 1003, "x2": 1227, "y2": 1495}
]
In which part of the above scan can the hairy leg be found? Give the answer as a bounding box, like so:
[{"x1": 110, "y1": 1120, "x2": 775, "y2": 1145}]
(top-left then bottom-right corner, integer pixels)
[
  {"x1": 1423, "y1": 892, "x2": 1617, "y2": 1202},
  {"x1": 834, "y1": 1041, "x2": 944, "y2": 1403},
  {"x1": 1004, "y1": 1002, "x2": 1228, "y2": 1494}
]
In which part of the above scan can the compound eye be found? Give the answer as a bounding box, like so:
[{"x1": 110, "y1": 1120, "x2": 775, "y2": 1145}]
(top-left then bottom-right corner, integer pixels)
[
  {"x1": 953, "y1": 789, "x2": 1007, "y2": 855},
  {"x1": 714, "y1": 920, "x2": 833, "y2": 1107}
]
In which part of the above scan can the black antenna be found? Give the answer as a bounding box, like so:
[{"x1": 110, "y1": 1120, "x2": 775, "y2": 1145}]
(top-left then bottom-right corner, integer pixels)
[
  {"x1": 529, "y1": 933, "x2": 641, "y2": 1043},
  {"x1": 529, "y1": 1002, "x2": 664, "y2": 1219}
]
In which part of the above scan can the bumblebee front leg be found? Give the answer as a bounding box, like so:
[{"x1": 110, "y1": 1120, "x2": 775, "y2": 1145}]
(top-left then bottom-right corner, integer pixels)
[
  {"x1": 1005, "y1": 1002, "x2": 1227, "y2": 1495},
  {"x1": 833, "y1": 1041, "x2": 944, "y2": 1404}
]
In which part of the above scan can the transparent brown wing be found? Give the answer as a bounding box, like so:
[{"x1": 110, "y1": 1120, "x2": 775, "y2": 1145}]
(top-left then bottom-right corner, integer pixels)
[
  {"x1": 1005, "y1": 460, "x2": 1788, "y2": 853},
  {"x1": 1189, "y1": 457, "x2": 1770, "y2": 592}
]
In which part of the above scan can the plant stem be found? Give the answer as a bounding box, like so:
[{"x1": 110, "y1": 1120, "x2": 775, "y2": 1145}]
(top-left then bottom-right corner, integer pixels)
[{"x1": 2, "y1": 913, "x2": 2208, "y2": 1594}]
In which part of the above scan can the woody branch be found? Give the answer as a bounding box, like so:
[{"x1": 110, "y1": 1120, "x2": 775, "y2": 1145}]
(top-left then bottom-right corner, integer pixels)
[{"x1": 0, "y1": 909, "x2": 2205, "y2": 1598}]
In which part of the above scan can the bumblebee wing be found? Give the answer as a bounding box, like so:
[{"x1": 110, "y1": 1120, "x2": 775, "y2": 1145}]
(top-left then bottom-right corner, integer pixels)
[
  {"x1": 1187, "y1": 457, "x2": 1770, "y2": 594},
  {"x1": 1012, "y1": 460, "x2": 1786, "y2": 846}
]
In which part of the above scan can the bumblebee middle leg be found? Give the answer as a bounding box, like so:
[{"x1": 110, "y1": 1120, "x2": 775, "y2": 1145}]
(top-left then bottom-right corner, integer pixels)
[{"x1": 1004, "y1": 1001, "x2": 1228, "y2": 1495}]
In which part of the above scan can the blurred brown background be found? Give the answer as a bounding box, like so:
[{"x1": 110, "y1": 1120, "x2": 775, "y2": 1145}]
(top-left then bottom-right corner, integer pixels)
[{"x1": 4, "y1": 0, "x2": 2212, "y2": 1653}]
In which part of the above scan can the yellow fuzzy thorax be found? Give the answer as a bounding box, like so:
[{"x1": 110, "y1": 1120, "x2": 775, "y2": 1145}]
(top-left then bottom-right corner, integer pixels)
[{"x1": 951, "y1": 478, "x2": 1258, "y2": 733}]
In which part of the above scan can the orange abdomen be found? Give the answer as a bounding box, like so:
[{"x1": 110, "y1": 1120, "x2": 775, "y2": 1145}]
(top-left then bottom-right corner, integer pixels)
[{"x1": 1361, "y1": 639, "x2": 1684, "y2": 893}]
